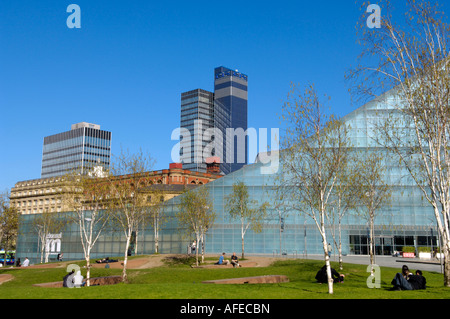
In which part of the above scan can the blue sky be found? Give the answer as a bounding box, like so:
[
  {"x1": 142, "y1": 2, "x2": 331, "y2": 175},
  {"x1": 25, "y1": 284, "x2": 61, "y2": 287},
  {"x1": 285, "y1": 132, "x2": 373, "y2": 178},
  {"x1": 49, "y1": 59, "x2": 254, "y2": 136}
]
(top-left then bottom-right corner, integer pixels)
[{"x1": 1, "y1": 0, "x2": 444, "y2": 192}]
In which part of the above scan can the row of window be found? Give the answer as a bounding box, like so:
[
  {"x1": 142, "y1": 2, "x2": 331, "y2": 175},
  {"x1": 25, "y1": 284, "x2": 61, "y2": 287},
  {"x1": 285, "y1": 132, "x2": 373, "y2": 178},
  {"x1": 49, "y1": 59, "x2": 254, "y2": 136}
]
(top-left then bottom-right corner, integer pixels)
[
  {"x1": 43, "y1": 135, "x2": 111, "y2": 154},
  {"x1": 15, "y1": 197, "x2": 61, "y2": 206}
]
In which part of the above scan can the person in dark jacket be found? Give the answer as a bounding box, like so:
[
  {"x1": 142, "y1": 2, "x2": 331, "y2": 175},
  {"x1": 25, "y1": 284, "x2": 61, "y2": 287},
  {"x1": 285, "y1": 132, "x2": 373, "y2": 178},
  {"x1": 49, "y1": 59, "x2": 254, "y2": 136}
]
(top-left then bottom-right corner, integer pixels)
[
  {"x1": 315, "y1": 265, "x2": 345, "y2": 284},
  {"x1": 63, "y1": 270, "x2": 75, "y2": 288},
  {"x1": 231, "y1": 252, "x2": 241, "y2": 268},
  {"x1": 408, "y1": 270, "x2": 427, "y2": 290}
]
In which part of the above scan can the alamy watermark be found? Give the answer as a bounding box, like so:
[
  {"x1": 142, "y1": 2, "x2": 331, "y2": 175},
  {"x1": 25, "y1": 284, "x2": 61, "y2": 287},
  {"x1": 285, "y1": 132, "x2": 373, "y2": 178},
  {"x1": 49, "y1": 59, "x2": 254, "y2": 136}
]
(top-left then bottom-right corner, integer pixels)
[
  {"x1": 171, "y1": 120, "x2": 280, "y2": 175},
  {"x1": 65, "y1": 264, "x2": 82, "y2": 288},
  {"x1": 366, "y1": 4, "x2": 381, "y2": 29},
  {"x1": 67, "y1": 4, "x2": 81, "y2": 29},
  {"x1": 366, "y1": 264, "x2": 381, "y2": 289}
]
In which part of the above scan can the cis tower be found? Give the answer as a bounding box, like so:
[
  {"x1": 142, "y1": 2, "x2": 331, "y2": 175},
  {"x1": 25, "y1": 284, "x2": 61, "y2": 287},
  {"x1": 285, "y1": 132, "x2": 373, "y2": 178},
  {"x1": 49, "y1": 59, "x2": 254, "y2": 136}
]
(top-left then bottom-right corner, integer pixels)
[{"x1": 180, "y1": 66, "x2": 248, "y2": 175}]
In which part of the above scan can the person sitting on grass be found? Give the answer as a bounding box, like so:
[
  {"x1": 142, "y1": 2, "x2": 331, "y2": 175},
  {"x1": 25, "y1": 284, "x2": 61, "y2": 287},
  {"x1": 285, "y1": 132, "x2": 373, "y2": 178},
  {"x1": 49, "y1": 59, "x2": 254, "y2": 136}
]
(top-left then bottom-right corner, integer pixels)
[
  {"x1": 408, "y1": 270, "x2": 427, "y2": 290},
  {"x1": 215, "y1": 252, "x2": 230, "y2": 265},
  {"x1": 390, "y1": 265, "x2": 413, "y2": 290},
  {"x1": 391, "y1": 266, "x2": 427, "y2": 291},
  {"x1": 315, "y1": 265, "x2": 345, "y2": 284},
  {"x1": 231, "y1": 252, "x2": 241, "y2": 268},
  {"x1": 73, "y1": 270, "x2": 84, "y2": 288},
  {"x1": 21, "y1": 257, "x2": 30, "y2": 267},
  {"x1": 63, "y1": 270, "x2": 75, "y2": 288}
]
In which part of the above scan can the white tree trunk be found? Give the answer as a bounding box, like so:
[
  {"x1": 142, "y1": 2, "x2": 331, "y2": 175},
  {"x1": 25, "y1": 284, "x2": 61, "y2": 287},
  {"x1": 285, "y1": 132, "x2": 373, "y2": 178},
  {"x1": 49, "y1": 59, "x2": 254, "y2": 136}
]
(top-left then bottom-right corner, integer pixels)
[
  {"x1": 122, "y1": 230, "x2": 131, "y2": 283},
  {"x1": 85, "y1": 248, "x2": 91, "y2": 287},
  {"x1": 196, "y1": 236, "x2": 200, "y2": 266},
  {"x1": 322, "y1": 239, "x2": 334, "y2": 295},
  {"x1": 154, "y1": 215, "x2": 159, "y2": 254}
]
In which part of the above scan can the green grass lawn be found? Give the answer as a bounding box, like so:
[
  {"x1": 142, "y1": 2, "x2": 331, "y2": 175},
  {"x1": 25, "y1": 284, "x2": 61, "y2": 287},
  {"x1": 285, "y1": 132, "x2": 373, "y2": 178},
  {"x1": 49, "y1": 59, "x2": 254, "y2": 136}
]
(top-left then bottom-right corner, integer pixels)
[{"x1": 0, "y1": 257, "x2": 449, "y2": 299}]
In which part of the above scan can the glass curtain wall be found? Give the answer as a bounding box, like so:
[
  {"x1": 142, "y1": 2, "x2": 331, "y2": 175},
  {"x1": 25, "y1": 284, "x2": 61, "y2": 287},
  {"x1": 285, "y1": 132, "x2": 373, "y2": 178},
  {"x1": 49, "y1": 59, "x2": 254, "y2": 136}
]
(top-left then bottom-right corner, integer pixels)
[
  {"x1": 180, "y1": 89, "x2": 215, "y2": 173},
  {"x1": 41, "y1": 127, "x2": 111, "y2": 178},
  {"x1": 17, "y1": 86, "x2": 440, "y2": 262}
]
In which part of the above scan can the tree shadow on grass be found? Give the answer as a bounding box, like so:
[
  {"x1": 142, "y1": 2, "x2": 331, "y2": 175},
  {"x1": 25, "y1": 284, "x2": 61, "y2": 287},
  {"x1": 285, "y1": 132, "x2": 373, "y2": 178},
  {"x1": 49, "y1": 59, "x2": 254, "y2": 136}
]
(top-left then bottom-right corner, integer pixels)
[{"x1": 162, "y1": 255, "x2": 196, "y2": 267}]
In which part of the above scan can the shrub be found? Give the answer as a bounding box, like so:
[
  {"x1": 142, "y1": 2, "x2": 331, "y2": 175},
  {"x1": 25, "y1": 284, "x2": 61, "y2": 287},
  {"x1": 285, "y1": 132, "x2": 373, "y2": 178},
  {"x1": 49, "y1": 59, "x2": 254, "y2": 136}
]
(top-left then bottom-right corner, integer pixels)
[{"x1": 402, "y1": 246, "x2": 415, "y2": 253}]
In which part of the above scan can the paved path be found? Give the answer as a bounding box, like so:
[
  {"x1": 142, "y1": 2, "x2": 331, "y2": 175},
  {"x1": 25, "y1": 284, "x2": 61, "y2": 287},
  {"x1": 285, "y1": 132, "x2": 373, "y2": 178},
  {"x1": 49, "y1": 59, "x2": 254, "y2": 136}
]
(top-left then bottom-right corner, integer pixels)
[
  {"x1": 301, "y1": 254, "x2": 444, "y2": 273},
  {"x1": 0, "y1": 274, "x2": 14, "y2": 285}
]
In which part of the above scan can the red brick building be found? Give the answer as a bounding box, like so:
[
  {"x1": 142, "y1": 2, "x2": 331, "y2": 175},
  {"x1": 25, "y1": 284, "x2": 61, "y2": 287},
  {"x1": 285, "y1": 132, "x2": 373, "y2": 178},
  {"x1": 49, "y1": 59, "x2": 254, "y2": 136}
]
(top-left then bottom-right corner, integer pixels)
[{"x1": 10, "y1": 163, "x2": 223, "y2": 215}]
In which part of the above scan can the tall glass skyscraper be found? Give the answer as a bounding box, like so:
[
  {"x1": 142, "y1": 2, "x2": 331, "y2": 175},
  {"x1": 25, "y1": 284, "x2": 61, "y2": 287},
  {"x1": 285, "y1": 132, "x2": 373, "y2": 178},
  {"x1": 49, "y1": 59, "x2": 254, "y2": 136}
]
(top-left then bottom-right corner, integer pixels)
[
  {"x1": 214, "y1": 66, "x2": 248, "y2": 175},
  {"x1": 180, "y1": 89, "x2": 215, "y2": 172},
  {"x1": 179, "y1": 67, "x2": 248, "y2": 175},
  {"x1": 41, "y1": 122, "x2": 112, "y2": 178}
]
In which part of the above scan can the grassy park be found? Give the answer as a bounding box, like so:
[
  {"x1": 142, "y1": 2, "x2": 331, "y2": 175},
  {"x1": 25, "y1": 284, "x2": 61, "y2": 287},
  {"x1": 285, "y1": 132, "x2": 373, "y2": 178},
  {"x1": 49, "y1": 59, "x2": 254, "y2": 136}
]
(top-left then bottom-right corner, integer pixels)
[{"x1": 0, "y1": 255, "x2": 449, "y2": 299}]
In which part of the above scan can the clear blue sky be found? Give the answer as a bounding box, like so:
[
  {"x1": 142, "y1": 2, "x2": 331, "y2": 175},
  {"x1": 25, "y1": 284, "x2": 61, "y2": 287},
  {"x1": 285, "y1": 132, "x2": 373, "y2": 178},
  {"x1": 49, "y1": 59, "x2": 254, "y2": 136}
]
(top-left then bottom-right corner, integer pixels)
[{"x1": 1, "y1": 0, "x2": 446, "y2": 192}]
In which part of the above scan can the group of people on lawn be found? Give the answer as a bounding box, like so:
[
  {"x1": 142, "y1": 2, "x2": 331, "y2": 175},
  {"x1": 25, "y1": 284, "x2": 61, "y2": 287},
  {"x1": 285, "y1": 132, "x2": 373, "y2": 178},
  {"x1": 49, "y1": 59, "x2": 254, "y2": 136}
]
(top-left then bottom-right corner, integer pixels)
[
  {"x1": 390, "y1": 265, "x2": 427, "y2": 291},
  {"x1": 215, "y1": 252, "x2": 241, "y2": 268},
  {"x1": 314, "y1": 263, "x2": 427, "y2": 291},
  {"x1": 213, "y1": 250, "x2": 428, "y2": 290}
]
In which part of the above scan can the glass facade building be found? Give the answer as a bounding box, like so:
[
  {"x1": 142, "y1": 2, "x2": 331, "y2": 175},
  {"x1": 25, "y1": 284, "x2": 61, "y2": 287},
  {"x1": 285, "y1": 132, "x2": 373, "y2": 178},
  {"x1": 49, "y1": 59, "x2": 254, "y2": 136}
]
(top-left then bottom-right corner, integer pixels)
[
  {"x1": 180, "y1": 89, "x2": 215, "y2": 172},
  {"x1": 174, "y1": 87, "x2": 437, "y2": 257},
  {"x1": 214, "y1": 66, "x2": 249, "y2": 175},
  {"x1": 16, "y1": 211, "x2": 187, "y2": 263},
  {"x1": 41, "y1": 122, "x2": 112, "y2": 178},
  {"x1": 16, "y1": 86, "x2": 439, "y2": 263},
  {"x1": 179, "y1": 67, "x2": 248, "y2": 175}
]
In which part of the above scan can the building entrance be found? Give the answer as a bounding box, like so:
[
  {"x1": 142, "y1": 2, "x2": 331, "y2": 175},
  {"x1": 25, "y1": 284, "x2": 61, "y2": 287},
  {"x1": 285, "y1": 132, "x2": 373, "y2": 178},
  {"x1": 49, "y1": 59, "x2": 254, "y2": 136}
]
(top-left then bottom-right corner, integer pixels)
[
  {"x1": 349, "y1": 235, "x2": 393, "y2": 256},
  {"x1": 374, "y1": 236, "x2": 393, "y2": 256}
]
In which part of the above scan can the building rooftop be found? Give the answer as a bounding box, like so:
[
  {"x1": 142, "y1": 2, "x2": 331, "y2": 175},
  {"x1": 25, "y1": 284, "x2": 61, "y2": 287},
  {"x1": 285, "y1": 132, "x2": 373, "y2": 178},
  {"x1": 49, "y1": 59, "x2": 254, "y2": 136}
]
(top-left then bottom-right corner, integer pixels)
[{"x1": 71, "y1": 122, "x2": 101, "y2": 130}]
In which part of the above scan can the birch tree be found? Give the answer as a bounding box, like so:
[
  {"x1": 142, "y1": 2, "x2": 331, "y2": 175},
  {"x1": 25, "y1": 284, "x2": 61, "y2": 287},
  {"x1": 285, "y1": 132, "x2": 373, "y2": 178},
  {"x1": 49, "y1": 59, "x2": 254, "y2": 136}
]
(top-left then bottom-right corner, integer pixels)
[
  {"x1": 279, "y1": 83, "x2": 349, "y2": 294},
  {"x1": 107, "y1": 149, "x2": 155, "y2": 282},
  {"x1": 177, "y1": 187, "x2": 215, "y2": 266},
  {"x1": 226, "y1": 181, "x2": 268, "y2": 259},
  {"x1": 149, "y1": 199, "x2": 163, "y2": 255},
  {"x1": 62, "y1": 168, "x2": 110, "y2": 286},
  {"x1": 327, "y1": 152, "x2": 359, "y2": 270},
  {"x1": 349, "y1": 0, "x2": 450, "y2": 286},
  {"x1": 32, "y1": 209, "x2": 66, "y2": 264},
  {"x1": 146, "y1": 189, "x2": 169, "y2": 254},
  {"x1": 269, "y1": 186, "x2": 291, "y2": 256},
  {"x1": 354, "y1": 151, "x2": 391, "y2": 268},
  {"x1": 0, "y1": 193, "x2": 20, "y2": 267}
]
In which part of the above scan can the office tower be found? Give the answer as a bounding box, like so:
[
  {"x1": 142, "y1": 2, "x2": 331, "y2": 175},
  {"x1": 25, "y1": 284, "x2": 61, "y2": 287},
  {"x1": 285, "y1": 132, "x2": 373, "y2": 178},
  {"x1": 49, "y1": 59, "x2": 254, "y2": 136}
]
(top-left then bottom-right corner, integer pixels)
[
  {"x1": 214, "y1": 66, "x2": 248, "y2": 175},
  {"x1": 179, "y1": 67, "x2": 248, "y2": 175},
  {"x1": 41, "y1": 122, "x2": 112, "y2": 178},
  {"x1": 180, "y1": 89, "x2": 215, "y2": 172}
]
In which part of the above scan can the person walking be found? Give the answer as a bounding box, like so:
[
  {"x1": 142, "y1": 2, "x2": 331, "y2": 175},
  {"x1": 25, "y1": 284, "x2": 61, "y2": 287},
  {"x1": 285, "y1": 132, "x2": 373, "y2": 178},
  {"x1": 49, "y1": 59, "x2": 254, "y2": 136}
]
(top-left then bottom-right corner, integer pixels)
[{"x1": 327, "y1": 243, "x2": 333, "y2": 258}]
